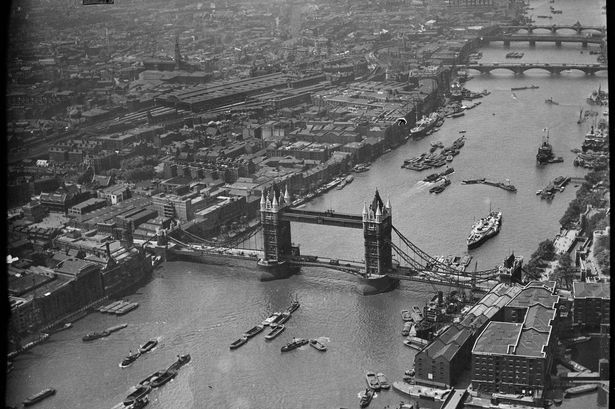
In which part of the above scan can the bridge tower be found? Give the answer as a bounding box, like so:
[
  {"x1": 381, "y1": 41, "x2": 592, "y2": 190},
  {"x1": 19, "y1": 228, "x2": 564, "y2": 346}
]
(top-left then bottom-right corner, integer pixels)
[
  {"x1": 260, "y1": 185, "x2": 293, "y2": 263},
  {"x1": 362, "y1": 190, "x2": 393, "y2": 275}
]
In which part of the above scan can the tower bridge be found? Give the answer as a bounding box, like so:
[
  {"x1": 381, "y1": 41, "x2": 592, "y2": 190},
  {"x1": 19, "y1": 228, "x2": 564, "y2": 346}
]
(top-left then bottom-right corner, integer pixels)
[
  {"x1": 253, "y1": 185, "x2": 504, "y2": 293},
  {"x1": 166, "y1": 186, "x2": 509, "y2": 294}
]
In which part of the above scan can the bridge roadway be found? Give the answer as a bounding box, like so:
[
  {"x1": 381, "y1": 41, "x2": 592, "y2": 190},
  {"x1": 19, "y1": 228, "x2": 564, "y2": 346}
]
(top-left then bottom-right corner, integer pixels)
[
  {"x1": 482, "y1": 34, "x2": 604, "y2": 46},
  {"x1": 285, "y1": 257, "x2": 497, "y2": 291},
  {"x1": 465, "y1": 63, "x2": 607, "y2": 75},
  {"x1": 281, "y1": 208, "x2": 363, "y2": 229}
]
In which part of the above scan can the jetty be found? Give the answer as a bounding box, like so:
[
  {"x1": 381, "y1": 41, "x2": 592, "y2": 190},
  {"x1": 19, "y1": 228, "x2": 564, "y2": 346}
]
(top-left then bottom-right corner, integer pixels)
[{"x1": 461, "y1": 178, "x2": 516, "y2": 192}]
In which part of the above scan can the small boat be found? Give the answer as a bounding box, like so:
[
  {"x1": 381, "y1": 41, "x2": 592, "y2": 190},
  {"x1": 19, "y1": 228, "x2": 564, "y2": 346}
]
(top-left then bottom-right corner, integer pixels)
[
  {"x1": 309, "y1": 339, "x2": 327, "y2": 351},
  {"x1": 82, "y1": 330, "x2": 110, "y2": 342},
  {"x1": 120, "y1": 351, "x2": 141, "y2": 368},
  {"x1": 230, "y1": 337, "x2": 248, "y2": 349},
  {"x1": 401, "y1": 310, "x2": 412, "y2": 322},
  {"x1": 411, "y1": 306, "x2": 424, "y2": 321},
  {"x1": 402, "y1": 322, "x2": 412, "y2": 336},
  {"x1": 544, "y1": 399, "x2": 553, "y2": 407},
  {"x1": 107, "y1": 323, "x2": 128, "y2": 333},
  {"x1": 23, "y1": 388, "x2": 56, "y2": 407},
  {"x1": 265, "y1": 324, "x2": 285, "y2": 340},
  {"x1": 564, "y1": 384, "x2": 598, "y2": 396},
  {"x1": 459, "y1": 130, "x2": 466, "y2": 133},
  {"x1": 405, "y1": 368, "x2": 415, "y2": 377},
  {"x1": 139, "y1": 339, "x2": 158, "y2": 354},
  {"x1": 446, "y1": 155, "x2": 453, "y2": 162},
  {"x1": 545, "y1": 97, "x2": 559, "y2": 105},
  {"x1": 376, "y1": 373, "x2": 390, "y2": 389},
  {"x1": 553, "y1": 398, "x2": 563, "y2": 405},
  {"x1": 451, "y1": 112, "x2": 465, "y2": 118},
  {"x1": 287, "y1": 300, "x2": 300, "y2": 313},
  {"x1": 243, "y1": 324, "x2": 264, "y2": 338},
  {"x1": 359, "y1": 388, "x2": 374, "y2": 408},
  {"x1": 150, "y1": 369, "x2": 177, "y2": 388},
  {"x1": 365, "y1": 372, "x2": 381, "y2": 390},
  {"x1": 123, "y1": 385, "x2": 151, "y2": 407},
  {"x1": 281, "y1": 337, "x2": 308, "y2": 352}
]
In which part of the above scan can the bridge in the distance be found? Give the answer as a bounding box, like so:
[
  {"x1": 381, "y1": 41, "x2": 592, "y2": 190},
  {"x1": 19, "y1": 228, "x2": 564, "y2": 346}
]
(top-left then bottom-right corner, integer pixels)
[
  {"x1": 481, "y1": 34, "x2": 604, "y2": 47},
  {"x1": 465, "y1": 63, "x2": 608, "y2": 75},
  {"x1": 499, "y1": 23, "x2": 606, "y2": 35}
]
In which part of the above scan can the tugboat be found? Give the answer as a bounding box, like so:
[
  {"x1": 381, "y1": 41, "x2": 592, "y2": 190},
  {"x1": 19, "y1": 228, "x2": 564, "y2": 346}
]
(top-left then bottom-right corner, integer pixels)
[
  {"x1": 23, "y1": 388, "x2": 56, "y2": 407},
  {"x1": 230, "y1": 336, "x2": 249, "y2": 349},
  {"x1": 120, "y1": 351, "x2": 141, "y2": 368},
  {"x1": 545, "y1": 97, "x2": 559, "y2": 105},
  {"x1": 167, "y1": 354, "x2": 191, "y2": 371},
  {"x1": 467, "y1": 209, "x2": 503, "y2": 249},
  {"x1": 537, "y1": 128, "x2": 562, "y2": 165},
  {"x1": 126, "y1": 396, "x2": 149, "y2": 409},
  {"x1": 359, "y1": 388, "x2": 374, "y2": 408},
  {"x1": 287, "y1": 299, "x2": 300, "y2": 313},
  {"x1": 281, "y1": 337, "x2": 308, "y2": 352}
]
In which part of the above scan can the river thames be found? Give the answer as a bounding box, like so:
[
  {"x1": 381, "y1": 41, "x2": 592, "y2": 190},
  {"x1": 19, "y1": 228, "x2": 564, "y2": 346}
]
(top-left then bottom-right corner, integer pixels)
[{"x1": 6, "y1": 0, "x2": 607, "y2": 408}]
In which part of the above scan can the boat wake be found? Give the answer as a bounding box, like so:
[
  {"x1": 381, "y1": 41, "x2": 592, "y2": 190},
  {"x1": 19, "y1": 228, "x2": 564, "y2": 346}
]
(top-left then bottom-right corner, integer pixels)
[{"x1": 511, "y1": 93, "x2": 519, "y2": 101}]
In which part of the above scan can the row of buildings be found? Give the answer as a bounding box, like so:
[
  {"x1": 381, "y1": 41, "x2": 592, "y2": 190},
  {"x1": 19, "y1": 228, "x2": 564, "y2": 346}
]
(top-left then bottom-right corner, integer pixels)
[{"x1": 414, "y1": 280, "x2": 610, "y2": 402}]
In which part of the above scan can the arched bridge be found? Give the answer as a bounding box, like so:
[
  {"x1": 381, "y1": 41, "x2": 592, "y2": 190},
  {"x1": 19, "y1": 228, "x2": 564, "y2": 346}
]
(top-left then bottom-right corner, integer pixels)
[
  {"x1": 499, "y1": 24, "x2": 606, "y2": 35},
  {"x1": 465, "y1": 63, "x2": 608, "y2": 75},
  {"x1": 481, "y1": 34, "x2": 604, "y2": 47}
]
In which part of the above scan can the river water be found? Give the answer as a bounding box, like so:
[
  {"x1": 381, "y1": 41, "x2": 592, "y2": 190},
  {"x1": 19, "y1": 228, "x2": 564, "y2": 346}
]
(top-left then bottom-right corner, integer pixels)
[{"x1": 6, "y1": 1, "x2": 608, "y2": 408}]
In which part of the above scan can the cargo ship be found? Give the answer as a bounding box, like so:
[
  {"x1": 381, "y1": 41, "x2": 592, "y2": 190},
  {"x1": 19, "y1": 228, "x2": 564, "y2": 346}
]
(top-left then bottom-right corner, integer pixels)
[
  {"x1": 409, "y1": 113, "x2": 440, "y2": 139},
  {"x1": 467, "y1": 210, "x2": 502, "y2": 249}
]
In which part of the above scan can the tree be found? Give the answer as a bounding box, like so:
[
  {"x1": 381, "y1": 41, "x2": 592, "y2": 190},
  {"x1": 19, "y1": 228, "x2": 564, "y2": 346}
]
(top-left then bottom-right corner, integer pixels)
[
  {"x1": 533, "y1": 239, "x2": 556, "y2": 261},
  {"x1": 595, "y1": 249, "x2": 610, "y2": 276},
  {"x1": 553, "y1": 253, "x2": 575, "y2": 290}
]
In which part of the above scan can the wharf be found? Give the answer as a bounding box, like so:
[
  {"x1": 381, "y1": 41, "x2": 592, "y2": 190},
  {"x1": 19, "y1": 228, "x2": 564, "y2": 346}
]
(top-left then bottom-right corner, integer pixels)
[{"x1": 392, "y1": 381, "x2": 452, "y2": 401}]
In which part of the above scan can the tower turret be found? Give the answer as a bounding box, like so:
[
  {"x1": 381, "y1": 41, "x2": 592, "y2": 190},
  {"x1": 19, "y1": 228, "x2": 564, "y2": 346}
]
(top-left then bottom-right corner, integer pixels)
[
  {"x1": 260, "y1": 190, "x2": 266, "y2": 210},
  {"x1": 272, "y1": 193, "x2": 279, "y2": 212},
  {"x1": 284, "y1": 185, "x2": 291, "y2": 205}
]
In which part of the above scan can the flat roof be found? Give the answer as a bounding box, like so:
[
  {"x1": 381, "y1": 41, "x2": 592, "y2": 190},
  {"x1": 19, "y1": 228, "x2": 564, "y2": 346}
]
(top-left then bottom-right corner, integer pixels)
[
  {"x1": 506, "y1": 286, "x2": 559, "y2": 309},
  {"x1": 573, "y1": 282, "x2": 610, "y2": 299},
  {"x1": 473, "y1": 322, "x2": 523, "y2": 355}
]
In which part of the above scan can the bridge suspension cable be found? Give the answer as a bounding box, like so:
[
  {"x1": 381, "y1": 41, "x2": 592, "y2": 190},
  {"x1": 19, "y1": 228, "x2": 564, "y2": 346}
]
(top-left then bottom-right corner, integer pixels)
[
  {"x1": 173, "y1": 223, "x2": 263, "y2": 250},
  {"x1": 391, "y1": 225, "x2": 501, "y2": 279}
]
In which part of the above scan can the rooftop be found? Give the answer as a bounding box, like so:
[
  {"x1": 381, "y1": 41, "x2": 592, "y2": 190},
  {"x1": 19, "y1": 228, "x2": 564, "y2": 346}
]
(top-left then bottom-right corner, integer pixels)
[
  {"x1": 506, "y1": 286, "x2": 559, "y2": 309},
  {"x1": 572, "y1": 282, "x2": 610, "y2": 299},
  {"x1": 473, "y1": 322, "x2": 523, "y2": 355}
]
